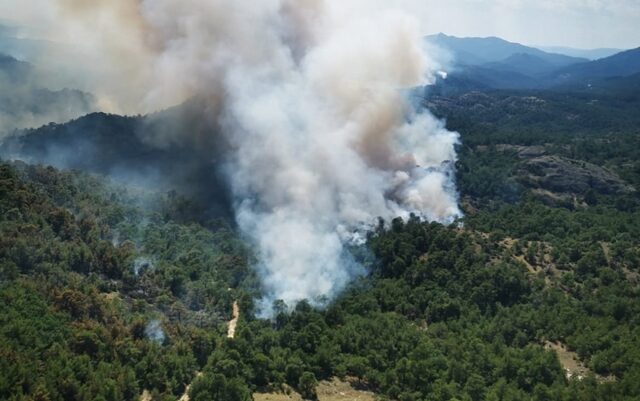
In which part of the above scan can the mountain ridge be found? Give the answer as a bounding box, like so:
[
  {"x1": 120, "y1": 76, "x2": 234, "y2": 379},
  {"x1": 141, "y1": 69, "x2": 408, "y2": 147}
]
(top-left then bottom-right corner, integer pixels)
[
  {"x1": 547, "y1": 47, "x2": 640, "y2": 87},
  {"x1": 0, "y1": 100, "x2": 233, "y2": 219},
  {"x1": 426, "y1": 33, "x2": 587, "y2": 67},
  {"x1": 426, "y1": 34, "x2": 640, "y2": 92},
  {"x1": 540, "y1": 46, "x2": 624, "y2": 60}
]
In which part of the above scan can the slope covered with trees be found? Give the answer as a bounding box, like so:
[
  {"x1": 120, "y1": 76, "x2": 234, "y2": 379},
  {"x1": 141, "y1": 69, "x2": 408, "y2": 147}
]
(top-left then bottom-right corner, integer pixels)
[
  {"x1": 0, "y1": 162, "x2": 254, "y2": 400},
  {"x1": 1, "y1": 81, "x2": 640, "y2": 401}
]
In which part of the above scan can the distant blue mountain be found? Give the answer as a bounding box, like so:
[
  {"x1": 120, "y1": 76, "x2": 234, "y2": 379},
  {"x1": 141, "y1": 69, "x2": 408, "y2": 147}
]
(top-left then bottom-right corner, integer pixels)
[
  {"x1": 0, "y1": 52, "x2": 96, "y2": 133},
  {"x1": 0, "y1": 53, "x2": 32, "y2": 83},
  {"x1": 548, "y1": 47, "x2": 640, "y2": 86},
  {"x1": 483, "y1": 53, "x2": 559, "y2": 77},
  {"x1": 425, "y1": 33, "x2": 587, "y2": 67},
  {"x1": 445, "y1": 65, "x2": 541, "y2": 90},
  {"x1": 540, "y1": 46, "x2": 624, "y2": 60},
  {"x1": 426, "y1": 34, "x2": 640, "y2": 92}
]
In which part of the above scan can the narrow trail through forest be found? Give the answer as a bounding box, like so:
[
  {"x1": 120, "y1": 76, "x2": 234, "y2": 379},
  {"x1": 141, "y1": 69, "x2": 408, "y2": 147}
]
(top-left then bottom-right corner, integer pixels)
[
  {"x1": 140, "y1": 301, "x2": 240, "y2": 401},
  {"x1": 177, "y1": 372, "x2": 202, "y2": 401},
  {"x1": 227, "y1": 301, "x2": 240, "y2": 339}
]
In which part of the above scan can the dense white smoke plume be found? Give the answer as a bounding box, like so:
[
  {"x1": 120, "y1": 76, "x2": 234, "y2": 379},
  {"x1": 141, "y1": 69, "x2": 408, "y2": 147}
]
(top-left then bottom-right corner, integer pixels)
[{"x1": 26, "y1": 0, "x2": 462, "y2": 312}]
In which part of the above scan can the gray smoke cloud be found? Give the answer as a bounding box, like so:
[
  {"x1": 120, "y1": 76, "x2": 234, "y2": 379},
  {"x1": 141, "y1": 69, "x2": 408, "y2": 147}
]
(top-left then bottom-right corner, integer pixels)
[{"x1": 9, "y1": 0, "x2": 462, "y2": 314}]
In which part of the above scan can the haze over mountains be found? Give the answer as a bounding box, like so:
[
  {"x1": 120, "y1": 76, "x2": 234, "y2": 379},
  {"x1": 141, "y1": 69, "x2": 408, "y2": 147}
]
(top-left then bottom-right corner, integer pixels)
[
  {"x1": 2, "y1": 31, "x2": 639, "y2": 189},
  {"x1": 2, "y1": 28, "x2": 638, "y2": 139},
  {"x1": 1, "y1": 31, "x2": 638, "y2": 178},
  {"x1": 428, "y1": 33, "x2": 587, "y2": 68},
  {"x1": 0, "y1": 51, "x2": 96, "y2": 134},
  {"x1": 426, "y1": 33, "x2": 640, "y2": 92},
  {"x1": 540, "y1": 46, "x2": 623, "y2": 60},
  {"x1": 0, "y1": 99, "x2": 233, "y2": 220}
]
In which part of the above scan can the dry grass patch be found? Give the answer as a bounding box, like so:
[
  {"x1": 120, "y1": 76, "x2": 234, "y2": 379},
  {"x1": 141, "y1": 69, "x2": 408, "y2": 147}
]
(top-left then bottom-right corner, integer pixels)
[{"x1": 254, "y1": 378, "x2": 376, "y2": 401}]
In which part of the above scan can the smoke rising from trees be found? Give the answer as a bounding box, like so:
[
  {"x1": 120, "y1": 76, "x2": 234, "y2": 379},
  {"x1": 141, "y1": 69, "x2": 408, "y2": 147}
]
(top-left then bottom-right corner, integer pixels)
[{"x1": 11, "y1": 0, "x2": 462, "y2": 313}]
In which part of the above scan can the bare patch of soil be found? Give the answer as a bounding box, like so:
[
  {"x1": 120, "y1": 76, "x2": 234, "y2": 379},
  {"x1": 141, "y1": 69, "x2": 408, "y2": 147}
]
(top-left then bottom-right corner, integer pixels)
[
  {"x1": 178, "y1": 372, "x2": 203, "y2": 401},
  {"x1": 140, "y1": 389, "x2": 152, "y2": 401},
  {"x1": 316, "y1": 378, "x2": 375, "y2": 401},
  {"x1": 544, "y1": 341, "x2": 591, "y2": 380},
  {"x1": 254, "y1": 386, "x2": 303, "y2": 401},
  {"x1": 254, "y1": 378, "x2": 375, "y2": 401},
  {"x1": 227, "y1": 301, "x2": 240, "y2": 339}
]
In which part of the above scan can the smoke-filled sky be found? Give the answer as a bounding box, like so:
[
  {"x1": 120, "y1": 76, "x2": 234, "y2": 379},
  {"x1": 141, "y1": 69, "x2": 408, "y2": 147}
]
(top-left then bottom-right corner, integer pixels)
[
  {"x1": 2, "y1": 0, "x2": 639, "y2": 49},
  {"x1": 416, "y1": 0, "x2": 640, "y2": 49}
]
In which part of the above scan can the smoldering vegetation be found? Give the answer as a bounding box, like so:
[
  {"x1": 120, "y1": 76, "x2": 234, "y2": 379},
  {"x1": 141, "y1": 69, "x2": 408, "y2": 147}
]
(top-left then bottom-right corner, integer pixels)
[
  {"x1": 132, "y1": 257, "x2": 155, "y2": 276},
  {"x1": 144, "y1": 319, "x2": 165, "y2": 344}
]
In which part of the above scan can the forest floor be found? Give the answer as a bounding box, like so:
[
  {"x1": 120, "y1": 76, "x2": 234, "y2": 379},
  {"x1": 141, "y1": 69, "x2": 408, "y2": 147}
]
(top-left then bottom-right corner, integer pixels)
[{"x1": 254, "y1": 378, "x2": 375, "y2": 401}]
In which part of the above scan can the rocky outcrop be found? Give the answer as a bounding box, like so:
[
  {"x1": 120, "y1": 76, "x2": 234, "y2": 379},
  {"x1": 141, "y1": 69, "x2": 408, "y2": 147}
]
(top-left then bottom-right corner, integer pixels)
[
  {"x1": 495, "y1": 144, "x2": 547, "y2": 158},
  {"x1": 519, "y1": 155, "x2": 632, "y2": 195}
]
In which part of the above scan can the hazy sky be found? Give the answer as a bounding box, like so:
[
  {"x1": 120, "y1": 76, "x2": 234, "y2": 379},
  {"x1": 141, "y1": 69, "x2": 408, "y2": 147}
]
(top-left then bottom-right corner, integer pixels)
[
  {"x1": 0, "y1": 0, "x2": 639, "y2": 49},
  {"x1": 413, "y1": 0, "x2": 640, "y2": 49}
]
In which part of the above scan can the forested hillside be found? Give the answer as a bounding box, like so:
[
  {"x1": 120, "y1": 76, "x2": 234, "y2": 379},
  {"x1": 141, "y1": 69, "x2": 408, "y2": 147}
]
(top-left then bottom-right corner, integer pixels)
[
  {"x1": 2, "y1": 82, "x2": 640, "y2": 400},
  {"x1": 2, "y1": 1, "x2": 639, "y2": 400},
  {"x1": 0, "y1": 162, "x2": 254, "y2": 400}
]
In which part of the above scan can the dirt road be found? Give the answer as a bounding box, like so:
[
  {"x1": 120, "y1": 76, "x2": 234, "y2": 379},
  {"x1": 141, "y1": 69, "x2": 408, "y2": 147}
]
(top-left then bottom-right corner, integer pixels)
[{"x1": 227, "y1": 301, "x2": 240, "y2": 338}]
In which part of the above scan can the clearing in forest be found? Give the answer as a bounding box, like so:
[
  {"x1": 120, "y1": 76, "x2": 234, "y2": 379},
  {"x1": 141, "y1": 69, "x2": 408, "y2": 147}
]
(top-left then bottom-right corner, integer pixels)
[
  {"x1": 544, "y1": 341, "x2": 616, "y2": 383},
  {"x1": 254, "y1": 378, "x2": 375, "y2": 401}
]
